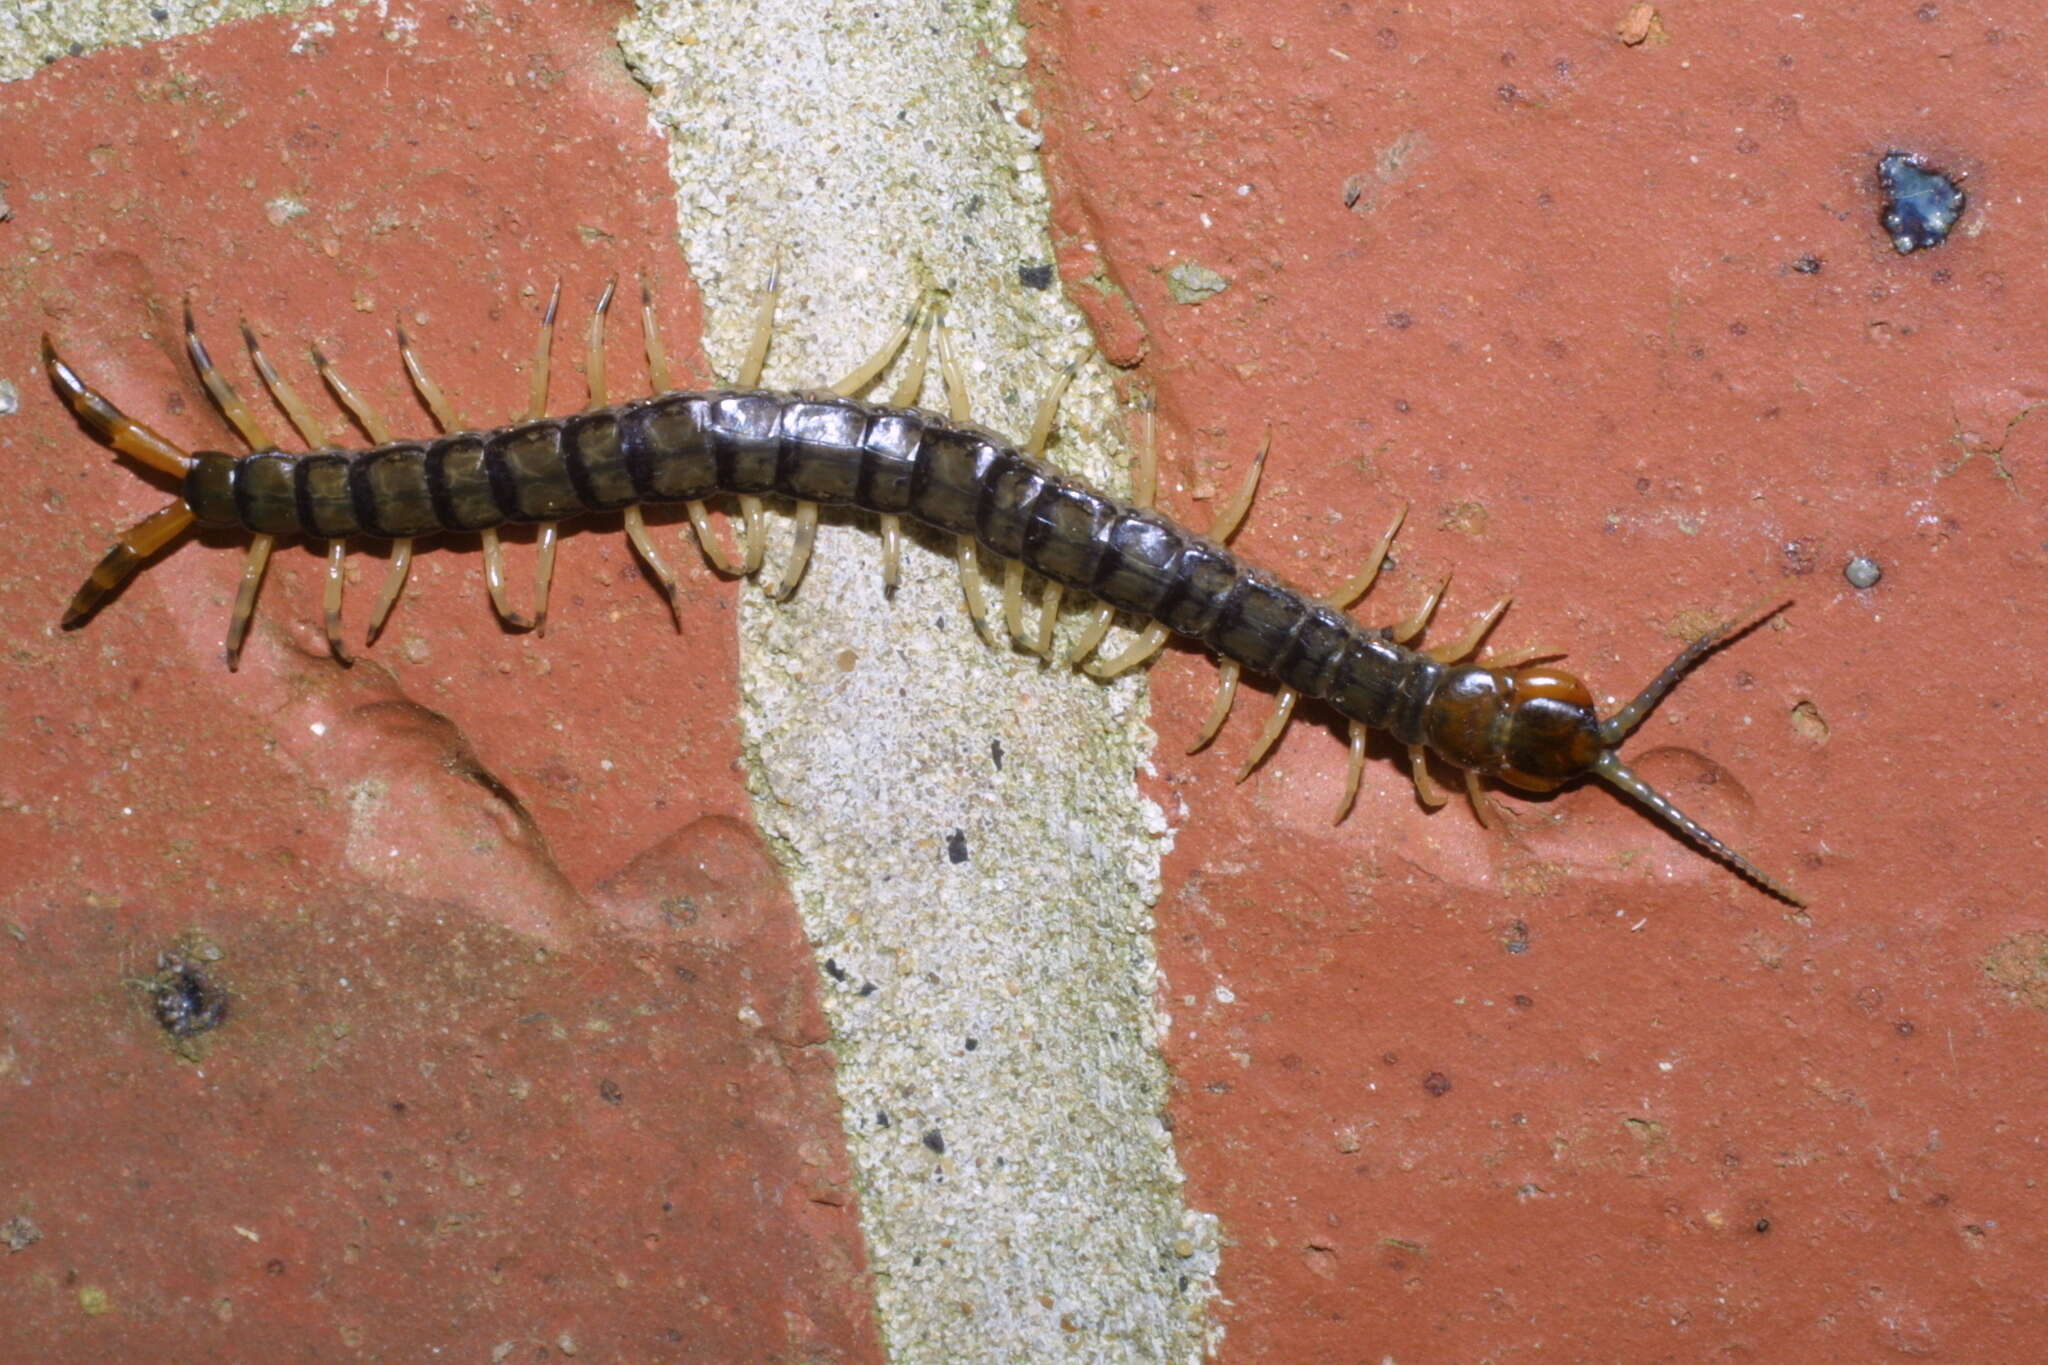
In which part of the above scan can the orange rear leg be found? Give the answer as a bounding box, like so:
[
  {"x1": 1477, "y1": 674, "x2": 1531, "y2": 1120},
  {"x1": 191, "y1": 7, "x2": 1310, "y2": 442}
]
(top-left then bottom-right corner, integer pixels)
[
  {"x1": 1331, "y1": 721, "x2": 1368, "y2": 824},
  {"x1": 44, "y1": 337, "x2": 200, "y2": 624}
]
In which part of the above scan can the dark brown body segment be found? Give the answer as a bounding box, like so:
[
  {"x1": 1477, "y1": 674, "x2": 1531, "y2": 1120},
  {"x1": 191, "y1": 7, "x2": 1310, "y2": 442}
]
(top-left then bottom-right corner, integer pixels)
[{"x1": 184, "y1": 388, "x2": 1433, "y2": 733}]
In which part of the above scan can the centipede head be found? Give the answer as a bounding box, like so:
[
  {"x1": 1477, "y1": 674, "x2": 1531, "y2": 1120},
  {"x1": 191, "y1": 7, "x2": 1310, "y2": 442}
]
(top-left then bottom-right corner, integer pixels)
[{"x1": 1496, "y1": 602, "x2": 1805, "y2": 906}]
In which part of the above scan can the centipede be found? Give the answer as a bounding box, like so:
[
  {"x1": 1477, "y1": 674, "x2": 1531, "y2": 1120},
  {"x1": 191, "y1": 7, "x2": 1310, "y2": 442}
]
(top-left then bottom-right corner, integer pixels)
[{"x1": 46, "y1": 271, "x2": 1805, "y2": 905}]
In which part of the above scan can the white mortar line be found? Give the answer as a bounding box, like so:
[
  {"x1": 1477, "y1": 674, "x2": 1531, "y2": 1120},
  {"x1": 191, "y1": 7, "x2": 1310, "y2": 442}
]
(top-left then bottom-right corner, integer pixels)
[{"x1": 621, "y1": 2, "x2": 1218, "y2": 1360}]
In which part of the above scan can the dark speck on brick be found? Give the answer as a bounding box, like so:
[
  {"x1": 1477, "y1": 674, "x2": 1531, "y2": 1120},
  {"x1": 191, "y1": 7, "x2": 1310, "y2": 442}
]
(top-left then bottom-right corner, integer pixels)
[
  {"x1": 991, "y1": 738, "x2": 1004, "y2": 770},
  {"x1": 946, "y1": 828, "x2": 969, "y2": 864},
  {"x1": 1018, "y1": 263, "x2": 1054, "y2": 290},
  {"x1": 964, "y1": 1037, "x2": 978, "y2": 1051},
  {"x1": 922, "y1": 1128, "x2": 946, "y2": 1154},
  {"x1": 824, "y1": 957, "x2": 848, "y2": 982},
  {"x1": 1791, "y1": 254, "x2": 1822, "y2": 274}
]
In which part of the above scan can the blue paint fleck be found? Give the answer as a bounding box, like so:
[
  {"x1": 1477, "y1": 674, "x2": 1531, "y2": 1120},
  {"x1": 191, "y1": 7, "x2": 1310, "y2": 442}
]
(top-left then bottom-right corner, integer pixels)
[{"x1": 1877, "y1": 152, "x2": 1965, "y2": 254}]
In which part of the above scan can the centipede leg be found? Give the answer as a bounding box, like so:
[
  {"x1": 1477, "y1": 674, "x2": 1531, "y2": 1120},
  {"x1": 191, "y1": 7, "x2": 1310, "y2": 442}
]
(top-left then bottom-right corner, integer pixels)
[
  {"x1": 1067, "y1": 604, "x2": 1117, "y2": 667},
  {"x1": 1391, "y1": 574, "x2": 1451, "y2": 645},
  {"x1": 935, "y1": 314, "x2": 997, "y2": 644},
  {"x1": 1008, "y1": 352, "x2": 1085, "y2": 656},
  {"x1": 478, "y1": 529, "x2": 533, "y2": 630},
  {"x1": 224, "y1": 534, "x2": 275, "y2": 671},
  {"x1": 1209, "y1": 429, "x2": 1270, "y2": 544},
  {"x1": 1327, "y1": 503, "x2": 1408, "y2": 609},
  {"x1": 1406, "y1": 745, "x2": 1449, "y2": 809},
  {"x1": 1332, "y1": 721, "x2": 1368, "y2": 824},
  {"x1": 831, "y1": 295, "x2": 926, "y2": 398},
  {"x1": 729, "y1": 259, "x2": 781, "y2": 577},
  {"x1": 42, "y1": 338, "x2": 194, "y2": 477},
  {"x1": 316, "y1": 347, "x2": 411, "y2": 645},
  {"x1": 762, "y1": 501, "x2": 818, "y2": 600},
  {"x1": 1188, "y1": 660, "x2": 1241, "y2": 754},
  {"x1": 1069, "y1": 394, "x2": 1156, "y2": 669},
  {"x1": 63, "y1": 500, "x2": 195, "y2": 626},
  {"x1": 185, "y1": 299, "x2": 273, "y2": 451},
  {"x1": 1426, "y1": 595, "x2": 1511, "y2": 664},
  {"x1": 622, "y1": 505, "x2": 681, "y2": 625},
  {"x1": 366, "y1": 540, "x2": 413, "y2": 644},
  {"x1": 1087, "y1": 622, "x2": 1170, "y2": 678},
  {"x1": 1483, "y1": 643, "x2": 1566, "y2": 670},
  {"x1": 1463, "y1": 771, "x2": 1504, "y2": 830},
  {"x1": 523, "y1": 280, "x2": 569, "y2": 635},
  {"x1": 876, "y1": 306, "x2": 938, "y2": 595},
  {"x1": 240, "y1": 321, "x2": 329, "y2": 448},
  {"x1": 322, "y1": 541, "x2": 354, "y2": 665},
  {"x1": 1236, "y1": 686, "x2": 1298, "y2": 782},
  {"x1": 639, "y1": 281, "x2": 737, "y2": 578},
  {"x1": 397, "y1": 318, "x2": 534, "y2": 630}
]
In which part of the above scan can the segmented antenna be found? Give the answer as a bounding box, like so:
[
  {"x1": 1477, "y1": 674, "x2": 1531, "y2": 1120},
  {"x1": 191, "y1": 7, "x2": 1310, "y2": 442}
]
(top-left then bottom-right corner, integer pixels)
[{"x1": 1594, "y1": 601, "x2": 1806, "y2": 906}]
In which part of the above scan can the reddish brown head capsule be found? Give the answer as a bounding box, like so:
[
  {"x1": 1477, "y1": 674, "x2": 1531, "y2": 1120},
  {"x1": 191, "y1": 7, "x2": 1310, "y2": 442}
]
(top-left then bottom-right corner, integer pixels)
[
  {"x1": 1422, "y1": 665, "x2": 1604, "y2": 791},
  {"x1": 1495, "y1": 667, "x2": 1605, "y2": 790}
]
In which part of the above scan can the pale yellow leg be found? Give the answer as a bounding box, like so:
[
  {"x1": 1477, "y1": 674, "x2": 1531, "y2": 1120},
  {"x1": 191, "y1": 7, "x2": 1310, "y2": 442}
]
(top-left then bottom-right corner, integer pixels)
[
  {"x1": 1069, "y1": 393, "x2": 1155, "y2": 670},
  {"x1": 637, "y1": 282, "x2": 739, "y2": 576},
  {"x1": 1236, "y1": 686, "x2": 1298, "y2": 782},
  {"x1": 244, "y1": 323, "x2": 357, "y2": 663},
  {"x1": 1482, "y1": 643, "x2": 1565, "y2": 670},
  {"x1": 737, "y1": 255, "x2": 780, "y2": 388},
  {"x1": 240, "y1": 321, "x2": 329, "y2": 447},
  {"x1": 186, "y1": 302, "x2": 281, "y2": 665},
  {"x1": 313, "y1": 347, "x2": 393, "y2": 443},
  {"x1": 1208, "y1": 429, "x2": 1270, "y2": 542},
  {"x1": 1129, "y1": 392, "x2": 1159, "y2": 510},
  {"x1": 831, "y1": 295, "x2": 926, "y2": 397},
  {"x1": 1407, "y1": 745, "x2": 1449, "y2": 808},
  {"x1": 1188, "y1": 659, "x2": 1242, "y2": 754},
  {"x1": 397, "y1": 324, "x2": 463, "y2": 431},
  {"x1": 1391, "y1": 574, "x2": 1450, "y2": 645},
  {"x1": 531, "y1": 523, "x2": 559, "y2": 635},
  {"x1": 877, "y1": 306, "x2": 937, "y2": 594},
  {"x1": 726, "y1": 264, "x2": 783, "y2": 577},
  {"x1": 478, "y1": 529, "x2": 532, "y2": 629},
  {"x1": 528, "y1": 279, "x2": 561, "y2": 420},
  {"x1": 322, "y1": 540, "x2": 352, "y2": 664},
  {"x1": 1326, "y1": 503, "x2": 1408, "y2": 609},
  {"x1": 1426, "y1": 595, "x2": 1511, "y2": 664},
  {"x1": 762, "y1": 501, "x2": 819, "y2": 600},
  {"x1": 184, "y1": 299, "x2": 272, "y2": 450},
  {"x1": 366, "y1": 541, "x2": 413, "y2": 644},
  {"x1": 584, "y1": 279, "x2": 615, "y2": 407},
  {"x1": 223, "y1": 534, "x2": 275, "y2": 671},
  {"x1": 1087, "y1": 622, "x2": 1170, "y2": 678},
  {"x1": 1464, "y1": 770, "x2": 1503, "y2": 830},
  {"x1": 640, "y1": 279, "x2": 673, "y2": 393},
  {"x1": 1004, "y1": 352, "x2": 1086, "y2": 654},
  {"x1": 1332, "y1": 721, "x2": 1368, "y2": 824},
  {"x1": 525, "y1": 282, "x2": 566, "y2": 633},
  {"x1": 624, "y1": 506, "x2": 680, "y2": 624},
  {"x1": 1002, "y1": 560, "x2": 1029, "y2": 647},
  {"x1": 1033, "y1": 584, "x2": 1064, "y2": 660},
  {"x1": 1067, "y1": 603, "x2": 1117, "y2": 667},
  {"x1": 936, "y1": 314, "x2": 996, "y2": 644},
  {"x1": 316, "y1": 347, "x2": 409, "y2": 643}
]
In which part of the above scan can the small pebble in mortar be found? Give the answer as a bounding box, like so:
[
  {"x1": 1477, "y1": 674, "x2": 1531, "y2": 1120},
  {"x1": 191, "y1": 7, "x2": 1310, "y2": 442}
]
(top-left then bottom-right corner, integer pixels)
[
  {"x1": 1845, "y1": 556, "x2": 1882, "y2": 589},
  {"x1": 1877, "y1": 152, "x2": 1965, "y2": 254}
]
